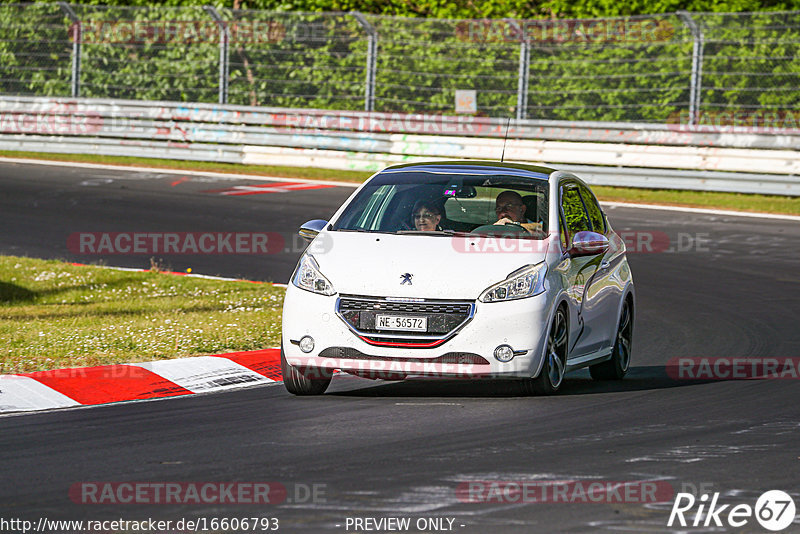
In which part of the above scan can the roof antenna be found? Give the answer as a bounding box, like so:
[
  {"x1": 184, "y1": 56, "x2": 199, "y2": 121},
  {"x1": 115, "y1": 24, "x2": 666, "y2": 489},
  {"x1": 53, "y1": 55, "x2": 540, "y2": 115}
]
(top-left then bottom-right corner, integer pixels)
[{"x1": 500, "y1": 117, "x2": 511, "y2": 162}]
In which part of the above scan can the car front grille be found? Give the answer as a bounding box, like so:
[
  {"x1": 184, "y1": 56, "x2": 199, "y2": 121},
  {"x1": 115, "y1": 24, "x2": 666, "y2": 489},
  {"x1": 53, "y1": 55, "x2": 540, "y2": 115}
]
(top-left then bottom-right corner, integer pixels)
[
  {"x1": 338, "y1": 298, "x2": 472, "y2": 315},
  {"x1": 336, "y1": 294, "x2": 475, "y2": 345}
]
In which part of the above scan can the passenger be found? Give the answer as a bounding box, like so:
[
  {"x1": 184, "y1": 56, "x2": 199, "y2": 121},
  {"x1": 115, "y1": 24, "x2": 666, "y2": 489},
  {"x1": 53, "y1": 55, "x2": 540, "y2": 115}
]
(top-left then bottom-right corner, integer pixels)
[
  {"x1": 494, "y1": 190, "x2": 543, "y2": 234},
  {"x1": 412, "y1": 200, "x2": 443, "y2": 231}
]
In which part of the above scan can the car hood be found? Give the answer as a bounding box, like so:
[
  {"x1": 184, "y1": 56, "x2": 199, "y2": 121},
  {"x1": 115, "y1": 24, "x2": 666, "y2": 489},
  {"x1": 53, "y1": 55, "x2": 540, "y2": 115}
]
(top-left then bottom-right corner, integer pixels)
[{"x1": 310, "y1": 231, "x2": 555, "y2": 300}]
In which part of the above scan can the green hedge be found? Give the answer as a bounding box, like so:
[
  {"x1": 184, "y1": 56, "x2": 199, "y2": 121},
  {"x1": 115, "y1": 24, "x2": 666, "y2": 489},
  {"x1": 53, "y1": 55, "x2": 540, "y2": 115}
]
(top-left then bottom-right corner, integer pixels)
[
  {"x1": 41, "y1": 0, "x2": 800, "y2": 19},
  {"x1": 0, "y1": 4, "x2": 797, "y2": 123}
]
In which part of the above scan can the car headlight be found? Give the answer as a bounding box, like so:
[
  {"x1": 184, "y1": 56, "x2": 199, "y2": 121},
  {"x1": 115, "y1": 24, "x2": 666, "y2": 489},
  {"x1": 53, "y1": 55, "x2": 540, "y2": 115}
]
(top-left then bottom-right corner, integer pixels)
[
  {"x1": 479, "y1": 263, "x2": 547, "y2": 303},
  {"x1": 292, "y1": 254, "x2": 336, "y2": 296}
]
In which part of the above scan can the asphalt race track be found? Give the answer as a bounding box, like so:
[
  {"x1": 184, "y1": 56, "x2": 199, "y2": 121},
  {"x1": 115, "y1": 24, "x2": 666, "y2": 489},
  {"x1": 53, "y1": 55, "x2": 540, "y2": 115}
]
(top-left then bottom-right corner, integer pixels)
[{"x1": 1, "y1": 160, "x2": 799, "y2": 533}]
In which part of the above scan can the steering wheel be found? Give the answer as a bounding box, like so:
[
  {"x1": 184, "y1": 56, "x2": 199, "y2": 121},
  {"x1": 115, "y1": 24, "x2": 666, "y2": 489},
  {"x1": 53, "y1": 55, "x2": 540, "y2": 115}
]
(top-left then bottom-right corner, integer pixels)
[{"x1": 469, "y1": 223, "x2": 528, "y2": 237}]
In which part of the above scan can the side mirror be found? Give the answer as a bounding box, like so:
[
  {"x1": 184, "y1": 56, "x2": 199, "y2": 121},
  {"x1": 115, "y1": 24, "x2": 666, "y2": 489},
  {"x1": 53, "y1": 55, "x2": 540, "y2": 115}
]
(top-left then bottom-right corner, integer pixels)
[
  {"x1": 569, "y1": 231, "x2": 609, "y2": 257},
  {"x1": 298, "y1": 219, "x2": 329, "y2": 243}
]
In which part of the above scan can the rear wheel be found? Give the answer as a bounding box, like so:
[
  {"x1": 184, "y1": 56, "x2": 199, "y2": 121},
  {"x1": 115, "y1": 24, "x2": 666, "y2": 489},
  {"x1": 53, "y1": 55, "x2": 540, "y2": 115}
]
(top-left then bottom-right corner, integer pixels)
[
  {"x1": 590, "y1": 300, "x2": 632, "y2": 381},
  {"x1": 281, "y1": 343, "x2": 331, "y2": 395},
  {"x1": 520, "y1": 306, "x2": 568, "y2": 395}
]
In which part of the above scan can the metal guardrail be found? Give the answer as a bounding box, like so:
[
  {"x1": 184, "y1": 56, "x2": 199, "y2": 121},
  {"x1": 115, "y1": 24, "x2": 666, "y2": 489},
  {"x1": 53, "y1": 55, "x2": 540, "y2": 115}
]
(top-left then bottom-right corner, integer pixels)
[
  {"x1": 3, "y1": 96, "x2": 799, "y2": 149},
  {"x1": 0, "y1": 96, "x2": 798, "y2": 195}
]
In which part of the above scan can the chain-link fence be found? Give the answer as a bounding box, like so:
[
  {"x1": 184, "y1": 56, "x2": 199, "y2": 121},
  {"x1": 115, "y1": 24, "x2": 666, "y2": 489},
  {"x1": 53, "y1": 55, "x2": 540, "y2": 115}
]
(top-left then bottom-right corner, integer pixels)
[
  {"x1": 0, "y1": 3, "x2": 72, "y2": 96},
  {"x1": 0, "y1": 3, "x2": 798, "y2": 125}
]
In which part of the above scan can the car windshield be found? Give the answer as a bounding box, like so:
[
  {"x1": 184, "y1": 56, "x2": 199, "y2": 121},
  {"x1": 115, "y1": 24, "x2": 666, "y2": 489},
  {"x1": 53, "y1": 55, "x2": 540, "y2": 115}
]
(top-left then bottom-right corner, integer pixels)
[{"x1": 333, "y1": 169, "x2": 549, "y2": 238}]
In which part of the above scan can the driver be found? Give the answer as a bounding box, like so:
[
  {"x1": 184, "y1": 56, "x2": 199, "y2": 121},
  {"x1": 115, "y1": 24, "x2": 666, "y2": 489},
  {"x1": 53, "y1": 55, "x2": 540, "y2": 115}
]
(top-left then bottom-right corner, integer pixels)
[{"x1": 494, "y1": 191, "x2": 543, "y2": 234}]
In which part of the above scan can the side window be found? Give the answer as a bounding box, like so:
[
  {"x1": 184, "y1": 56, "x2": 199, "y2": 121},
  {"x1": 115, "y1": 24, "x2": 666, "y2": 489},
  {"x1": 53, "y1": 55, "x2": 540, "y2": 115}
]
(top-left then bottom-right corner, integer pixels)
[
  {"x1": 578, "y1": 185, "x2": 606, "y2": 234},
  {"x1": 560, "y1": 184, "x2": 591, "y2": 243}
]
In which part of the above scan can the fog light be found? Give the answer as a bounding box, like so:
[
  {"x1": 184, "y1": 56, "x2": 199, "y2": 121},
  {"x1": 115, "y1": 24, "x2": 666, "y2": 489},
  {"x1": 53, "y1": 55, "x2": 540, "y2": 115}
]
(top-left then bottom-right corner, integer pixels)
[
  {"x1": 299, "y1": 336, "x2": 315, "y2": 353},
  {"x1": 494, "y1": 344, "x2": 515, "y2": 363}
]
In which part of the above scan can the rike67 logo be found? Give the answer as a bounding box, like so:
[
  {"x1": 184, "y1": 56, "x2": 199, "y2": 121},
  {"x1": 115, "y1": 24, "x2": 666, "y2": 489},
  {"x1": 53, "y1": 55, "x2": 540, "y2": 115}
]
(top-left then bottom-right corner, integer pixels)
[{"x1": 668, "y1": 490, "x2": 796, "y2": 531}]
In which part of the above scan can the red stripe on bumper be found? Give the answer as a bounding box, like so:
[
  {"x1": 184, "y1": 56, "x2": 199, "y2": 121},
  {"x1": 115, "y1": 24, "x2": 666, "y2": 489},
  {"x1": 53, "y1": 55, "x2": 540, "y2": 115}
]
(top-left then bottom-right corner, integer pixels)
[{"x1": 357, "y1": 336, "x2": 447, "y2": 348}]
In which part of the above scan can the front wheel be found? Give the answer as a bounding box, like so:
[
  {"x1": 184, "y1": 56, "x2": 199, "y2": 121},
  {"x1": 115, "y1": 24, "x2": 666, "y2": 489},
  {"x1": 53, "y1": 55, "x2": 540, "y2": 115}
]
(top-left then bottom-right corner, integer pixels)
[
  {"x1": 590, "y1": 300, "x2": 632, "y2": 381},
  {"x1": 519, "y1": 306, "x2": 568, "y2": 396},
  {"x1": 281, "y1": 344, "x2": 331, "y2": 395}
]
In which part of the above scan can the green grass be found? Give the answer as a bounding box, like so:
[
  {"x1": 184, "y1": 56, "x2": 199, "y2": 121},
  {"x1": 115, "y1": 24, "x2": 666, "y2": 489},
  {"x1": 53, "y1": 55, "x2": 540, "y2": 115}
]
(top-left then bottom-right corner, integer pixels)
[
  {"x1": 2, "y1": 150, "x2": 799, "y2": 214},
  {"x1": 0, "y1": 255, "x2": 285, "y2": 374},
  {"x1": 592, "y1": 186, "x2": 800, "y2": 216}
]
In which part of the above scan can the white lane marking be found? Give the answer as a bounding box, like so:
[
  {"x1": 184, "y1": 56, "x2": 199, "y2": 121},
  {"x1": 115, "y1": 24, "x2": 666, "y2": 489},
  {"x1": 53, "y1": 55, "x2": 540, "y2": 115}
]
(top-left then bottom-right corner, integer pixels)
[
  {"x1": 0, "y1": 375, "x2": 80, "y2": 413},
  {"x1": 0, "y1": 157, "x2": 360, "y2": 188},
  {"x1": 602, "y1": 201, "x2": 800, "y2": 222},
  {"x1": 129, "y1": 356, "x2": 274, "y2": 393},
  {"x1": 67, "y1": 263, "x2": 287, "y2": 287},
  {"x1": 0, "y1": 380, "x2": 285, "y2": 419},
  {"x1": 3, "y1": 156, "x2": 795, "y2": 219}
]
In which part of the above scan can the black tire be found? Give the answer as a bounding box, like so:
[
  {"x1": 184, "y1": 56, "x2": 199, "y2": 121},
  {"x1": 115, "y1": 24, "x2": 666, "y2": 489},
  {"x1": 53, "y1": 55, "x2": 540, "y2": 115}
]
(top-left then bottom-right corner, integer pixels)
[
  {"x1": 590, "y1": 299, "x2": 633, "y2": 381},
  {"x1": 281, "y1": 344, "x2": 331, "y2": 395},
  {"x1": 519, "y1": 306, "x2": 568, "y2": 396}
]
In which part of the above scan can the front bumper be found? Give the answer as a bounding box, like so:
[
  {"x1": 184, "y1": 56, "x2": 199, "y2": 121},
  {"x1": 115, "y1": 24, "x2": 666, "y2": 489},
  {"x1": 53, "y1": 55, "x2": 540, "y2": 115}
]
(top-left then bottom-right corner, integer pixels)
[{"x1": 281, "y1": 284, "x2": 553, "y2": 379}]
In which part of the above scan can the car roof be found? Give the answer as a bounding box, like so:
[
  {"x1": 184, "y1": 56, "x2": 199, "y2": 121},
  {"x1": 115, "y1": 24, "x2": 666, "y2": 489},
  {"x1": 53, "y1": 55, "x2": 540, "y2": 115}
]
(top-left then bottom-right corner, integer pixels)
[{"x1": 381, "y1": 160, "x2": 556, "y2": 180}]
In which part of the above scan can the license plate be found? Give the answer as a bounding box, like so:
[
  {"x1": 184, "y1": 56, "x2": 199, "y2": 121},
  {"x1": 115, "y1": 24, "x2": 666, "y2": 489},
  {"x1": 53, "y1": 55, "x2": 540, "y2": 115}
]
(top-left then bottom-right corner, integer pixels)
[{"x1": 375, "y1": 315, "x2": 427, "y2": 332}]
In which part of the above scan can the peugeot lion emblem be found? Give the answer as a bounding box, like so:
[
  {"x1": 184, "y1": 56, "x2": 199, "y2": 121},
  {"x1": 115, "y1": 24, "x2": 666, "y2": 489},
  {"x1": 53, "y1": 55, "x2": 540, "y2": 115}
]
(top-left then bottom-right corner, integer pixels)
[{"x1": 400, "y1": 273, "x2": 413, "y2": 285}]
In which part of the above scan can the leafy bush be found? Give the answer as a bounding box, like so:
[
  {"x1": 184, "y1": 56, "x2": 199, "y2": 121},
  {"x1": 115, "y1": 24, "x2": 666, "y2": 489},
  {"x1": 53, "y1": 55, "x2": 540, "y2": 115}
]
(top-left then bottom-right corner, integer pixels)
[{"x1": 0, "y1": 3, "x2": 797, "y2": 123}]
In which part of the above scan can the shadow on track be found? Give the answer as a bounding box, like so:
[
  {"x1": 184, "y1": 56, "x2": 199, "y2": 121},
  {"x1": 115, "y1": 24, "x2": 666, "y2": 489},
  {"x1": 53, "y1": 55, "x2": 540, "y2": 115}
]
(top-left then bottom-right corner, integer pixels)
[{"x1": 325, "y1": 365, "x2": 720, "y2": 398}]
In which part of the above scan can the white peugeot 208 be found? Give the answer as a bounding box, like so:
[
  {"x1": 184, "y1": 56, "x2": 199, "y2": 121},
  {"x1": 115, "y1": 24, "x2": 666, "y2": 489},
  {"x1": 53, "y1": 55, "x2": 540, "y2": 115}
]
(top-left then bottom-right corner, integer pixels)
[{"x1": 281, "y1": 161, "x2": 634, "y2": 395}]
